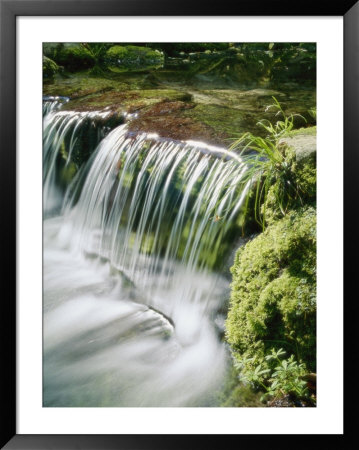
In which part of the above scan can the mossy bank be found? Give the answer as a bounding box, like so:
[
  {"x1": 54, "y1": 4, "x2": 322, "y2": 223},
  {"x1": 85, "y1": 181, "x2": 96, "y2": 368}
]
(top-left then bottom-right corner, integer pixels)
[{"x1": 223, "y1": 127, "x2": 316, "y2": 406}]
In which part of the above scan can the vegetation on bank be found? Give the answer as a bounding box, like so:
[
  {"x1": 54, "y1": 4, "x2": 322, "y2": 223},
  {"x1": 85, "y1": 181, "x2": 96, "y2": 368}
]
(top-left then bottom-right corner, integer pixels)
[
  {"x1": 226, "y1": 208, "x2": 316, "y2": 401},
  {"x1": 223, "y1": 101, "x2": 316, "y2": 407},
  {"x1": 43, "y1": 42, "x2": 316, "y2": 86},
  {"x1": 230, "y1": 98, "x2": 314, "y2": 230}
]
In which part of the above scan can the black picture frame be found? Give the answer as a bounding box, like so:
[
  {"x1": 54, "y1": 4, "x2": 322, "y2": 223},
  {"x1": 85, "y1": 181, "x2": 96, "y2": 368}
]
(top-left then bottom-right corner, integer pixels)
[{"x1": 1, "y1": 0, "x2": 355, "y2": 448}]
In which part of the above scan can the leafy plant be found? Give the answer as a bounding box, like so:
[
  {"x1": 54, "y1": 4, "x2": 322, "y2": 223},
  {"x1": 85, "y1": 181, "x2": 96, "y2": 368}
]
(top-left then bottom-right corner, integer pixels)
[
  {"x1": 236, "y1": 348, "x2": 310, "y2": 403},
  {"x1": 234, "y1": 357, "x2": 271, "y2": 391},
  {"x1": 264, "y1": 350, "x2": 308, "y2": 399},
  {"x1": 229, "y1": 97, "x2": 307, "y2": 229}
]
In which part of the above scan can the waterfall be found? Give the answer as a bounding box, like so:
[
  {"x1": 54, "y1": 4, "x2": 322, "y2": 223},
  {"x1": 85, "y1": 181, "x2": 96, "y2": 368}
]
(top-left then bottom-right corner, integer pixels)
[
  {"x1": 43, "y1": 96, "x2": 69, "y2": 116},
  {"x1": 43, "y1": 99, "x2": 250, "y2": 407},
  {"x1": 43, "y1": 106, "x2": 123, "y2": 215}
]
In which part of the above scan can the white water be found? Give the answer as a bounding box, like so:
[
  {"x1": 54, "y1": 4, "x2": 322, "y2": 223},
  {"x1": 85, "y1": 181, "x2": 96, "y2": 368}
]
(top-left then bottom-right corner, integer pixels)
[
  {"x1": 43, "y1": 102, "x2": 249, "y2": 406},
  {"x1": 43, "y1": 96, "x2": 69, "y2": 115}
]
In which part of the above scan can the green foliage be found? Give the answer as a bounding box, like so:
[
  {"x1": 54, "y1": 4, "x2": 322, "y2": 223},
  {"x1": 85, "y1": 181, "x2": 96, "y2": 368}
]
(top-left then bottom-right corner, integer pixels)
[
  {"x1": 105, "y1": 45, "x2": 164, "y2": 72},
  {"x1": 43, "y1": 42, "x2": 316, "y2": 83},
  {"x1": 226, "y1": 206, "x2": 316, "y2": 376},
  {"x1": 172, "y1": 42, "x2": 315, "y2": 84},
  {"x1": 265, "y1": 353, "x2": 308, "y2": 399},
  {"x1": 259, "y1": 97, "x2": 306, "y2": 139},
  {"x1": 237, "y1": 349, "x2": 309, "y2": 401},
  {"x1": 224, "y1": 98, "x2": 316, "y2": 406},
  {"x1": 80, "y1": 43, "x2": 114, "y2": 75},
  {"x1": 44, "y1": 43, "x2": 114, "y2": 74},
  {"x1": 80, "y1": 43, "x2": 113, "y2": 60},
  {"x1": 54, "y1": 43, "x2": 96, "y2": 72},
  {"x1": 270, "y1": 43, "x2": 316, "y2": 82},
  {"x1": 230, "y1": 97, "x2": 309, "y2": 229},
  {"x1": 43, "y1": 56, "x2": 60, "y2": 79}
]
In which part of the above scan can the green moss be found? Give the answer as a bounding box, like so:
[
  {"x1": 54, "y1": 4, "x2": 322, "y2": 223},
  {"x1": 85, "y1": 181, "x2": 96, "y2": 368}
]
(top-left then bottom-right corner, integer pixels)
[
  {"x1": 286, "y1": 126, "x2": 317, "y2": 137},
  {"x1": 262, "y1": 144, "x2": 316, "y2": 226},
  {"x1": 226, "y1": 206, "x2": 316, "y2": 376},
  {"x1": 43, "y1": 56, "x2": 60, "y2": 79},
  {"x1": 105, "y1": 45, "x2": 164, "y2": 72},
  {"x1": 55, "y1": 44, "x2": 95, "y2": 72},
  {"x1": 296, "y1": 161, "x2": 316, "y2": 203}
]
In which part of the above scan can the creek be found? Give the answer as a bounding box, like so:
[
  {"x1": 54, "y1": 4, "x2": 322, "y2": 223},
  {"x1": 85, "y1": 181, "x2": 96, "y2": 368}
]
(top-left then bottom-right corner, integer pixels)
[{"x1": 43, "y1": 100, "x2": 249, "y2": 407}]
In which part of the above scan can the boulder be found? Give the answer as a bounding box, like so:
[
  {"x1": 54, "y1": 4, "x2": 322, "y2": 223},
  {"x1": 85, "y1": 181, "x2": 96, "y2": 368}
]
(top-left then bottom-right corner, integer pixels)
[
  {"x1": 280, "y1": 133, "x2": 316, "y2": 165},
  {"x1": 55, "y1": 44, "x2": 95, "y2": 71},
  {"x1": 105, "y1": 45, "x2": 164, "y2": 72}
]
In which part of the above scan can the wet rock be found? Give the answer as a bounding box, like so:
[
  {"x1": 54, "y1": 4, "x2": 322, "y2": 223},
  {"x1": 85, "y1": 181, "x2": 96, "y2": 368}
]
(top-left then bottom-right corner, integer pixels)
[
  {"x1": 127, "y1": 112, "x2": 226, "y2": 146},
  {"x1": 280, "y1": 133, "x2": 316, "y2": 165}
]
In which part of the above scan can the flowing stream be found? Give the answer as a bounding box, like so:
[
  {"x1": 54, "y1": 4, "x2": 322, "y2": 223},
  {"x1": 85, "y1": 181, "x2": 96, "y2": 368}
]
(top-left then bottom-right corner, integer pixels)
[{"x1": 43, "y1": 101, "x2": 249, "y2": 407}]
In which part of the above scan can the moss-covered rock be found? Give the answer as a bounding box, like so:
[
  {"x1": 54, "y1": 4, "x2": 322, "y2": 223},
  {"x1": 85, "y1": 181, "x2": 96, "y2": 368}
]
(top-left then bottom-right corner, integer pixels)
[
  {"x1": 225, "y1": 206, "x2": 316, "y2": 376},
  {"x1": 281, "y1": 133, "x2": 316, "y2": 164},
  {"x1": 127, "y1": 99, "x2": 228, "y2": 146},
  {"x1": 55, "y1": 44, "x2": 95, "y2": 72},
  {"x1": 105, "y1": 45, "x2": 164, "y2": 72},
  {"x1": 286, "y1": 125, "x2": 317, "y2": 137},
  {"x1": 43, "y1": 56, "x2": 60, "y2": 79}
]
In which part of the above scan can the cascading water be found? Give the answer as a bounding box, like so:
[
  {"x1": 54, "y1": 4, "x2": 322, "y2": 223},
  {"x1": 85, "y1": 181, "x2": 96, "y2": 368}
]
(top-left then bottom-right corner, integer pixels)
[
  {"x1": 43, "y1": 105, "x2": 121, "y2": 216},
  {"x1": 43, "y1": 96, "x2": 70, "y2": 116},
  {"x1": 43, "y1": 99, "x2": 250, "y2": 407}
]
